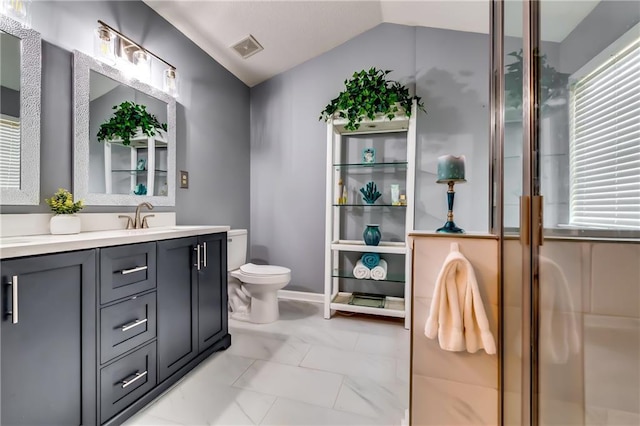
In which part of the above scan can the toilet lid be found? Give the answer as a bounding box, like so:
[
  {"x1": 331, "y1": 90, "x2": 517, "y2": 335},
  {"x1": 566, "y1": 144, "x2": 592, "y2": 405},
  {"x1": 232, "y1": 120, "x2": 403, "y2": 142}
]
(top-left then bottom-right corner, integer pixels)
[{"x1": 240, "y1": 263, "x2": 290, "y2": 276}]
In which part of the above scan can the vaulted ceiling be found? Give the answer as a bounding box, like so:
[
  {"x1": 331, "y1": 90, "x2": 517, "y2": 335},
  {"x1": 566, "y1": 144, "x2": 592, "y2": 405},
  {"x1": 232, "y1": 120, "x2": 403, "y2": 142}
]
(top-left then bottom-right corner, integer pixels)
[{"x1": 145, "y1": 1, "x2": 600, "y2": 87}]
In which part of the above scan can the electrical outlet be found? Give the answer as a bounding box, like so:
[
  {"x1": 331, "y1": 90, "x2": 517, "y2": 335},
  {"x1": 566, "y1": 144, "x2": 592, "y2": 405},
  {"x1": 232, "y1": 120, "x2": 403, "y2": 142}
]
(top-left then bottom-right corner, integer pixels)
[{"x1": 180, "y1": 171, "x2": 189, "y2": 188}]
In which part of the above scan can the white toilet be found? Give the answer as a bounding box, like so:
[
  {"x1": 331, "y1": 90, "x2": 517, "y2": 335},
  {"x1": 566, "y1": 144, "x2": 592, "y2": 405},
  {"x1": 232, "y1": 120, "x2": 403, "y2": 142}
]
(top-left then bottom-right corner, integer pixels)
[{"x1": 227, "y1": 229, "x2": 291, "y2": 323}]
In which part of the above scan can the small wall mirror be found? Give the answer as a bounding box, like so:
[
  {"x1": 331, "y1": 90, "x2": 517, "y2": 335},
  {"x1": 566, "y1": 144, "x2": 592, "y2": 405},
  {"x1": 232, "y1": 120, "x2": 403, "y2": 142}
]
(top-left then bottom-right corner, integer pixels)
[
  {"x1": 0, "y1": 15, "x2": 41, "y2": 205},
  {"x1": 73, "y1": 50, "x2": 176, "y2": 206}
]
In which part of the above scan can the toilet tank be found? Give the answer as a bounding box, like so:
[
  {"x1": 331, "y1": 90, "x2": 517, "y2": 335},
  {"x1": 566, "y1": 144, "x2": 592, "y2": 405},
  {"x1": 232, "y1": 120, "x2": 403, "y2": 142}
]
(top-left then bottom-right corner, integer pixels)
[{"x1": 227, "y1": 229, "x2": 248, "y2": 271}]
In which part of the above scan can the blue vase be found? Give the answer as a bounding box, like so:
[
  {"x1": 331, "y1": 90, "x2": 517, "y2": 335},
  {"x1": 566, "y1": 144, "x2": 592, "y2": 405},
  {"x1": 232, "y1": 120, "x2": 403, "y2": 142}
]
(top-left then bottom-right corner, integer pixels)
[{"x1": 363, "y1": 224, "x2": 381, "y2": 246}]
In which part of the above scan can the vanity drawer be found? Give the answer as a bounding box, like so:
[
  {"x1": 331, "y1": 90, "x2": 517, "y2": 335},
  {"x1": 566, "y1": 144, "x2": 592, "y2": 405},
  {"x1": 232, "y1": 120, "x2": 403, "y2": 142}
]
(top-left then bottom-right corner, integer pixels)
[
  {"x1": 100, "y1": 292, "x2": 157, "y2": 364},
  {"x1": 100, "y1": 341, "x2": 157, "y2": 424},
  {"x1": 100, "y1": 242, "x2": 156, "y2": 303}
]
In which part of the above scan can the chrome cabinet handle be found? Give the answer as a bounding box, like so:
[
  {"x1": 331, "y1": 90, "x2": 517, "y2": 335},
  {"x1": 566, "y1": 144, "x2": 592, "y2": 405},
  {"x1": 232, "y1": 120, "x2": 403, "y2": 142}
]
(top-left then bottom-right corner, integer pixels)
[
  {"x1": 121, "y1": 371, "x2": 147, "y2": 389},
  {"x1": 194, "y1": 244, "x2": 201, "y2": 271},
  {"x1": 121, "y1": 318, "x2": 148, "y2": 332},
  {"x1": 121, "y1": 265, "x2": 148, "y2": 275},
  {"x1": 203, "y1": 242, "x2": 207, "y2": 268},
  {"x1": 7, "y1": 276, "x2": 18, "y2": 324}
]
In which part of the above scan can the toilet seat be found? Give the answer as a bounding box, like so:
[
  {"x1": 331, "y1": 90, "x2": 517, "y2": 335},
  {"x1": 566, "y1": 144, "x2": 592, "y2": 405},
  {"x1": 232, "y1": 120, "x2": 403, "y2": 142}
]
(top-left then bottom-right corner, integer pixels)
[
  {"x1": 231, "y1": 263, "x2": 291, "y2": 285},
  {"x1": 240, "y1": 263, "x2": 291, "y2": 276}
]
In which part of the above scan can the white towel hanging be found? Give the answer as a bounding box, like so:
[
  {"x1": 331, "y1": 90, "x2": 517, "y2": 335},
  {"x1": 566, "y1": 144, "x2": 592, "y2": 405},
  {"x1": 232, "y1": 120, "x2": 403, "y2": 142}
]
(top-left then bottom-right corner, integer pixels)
[{"x1": 424, "y1": 244, "x2": 496, "y2": 355}]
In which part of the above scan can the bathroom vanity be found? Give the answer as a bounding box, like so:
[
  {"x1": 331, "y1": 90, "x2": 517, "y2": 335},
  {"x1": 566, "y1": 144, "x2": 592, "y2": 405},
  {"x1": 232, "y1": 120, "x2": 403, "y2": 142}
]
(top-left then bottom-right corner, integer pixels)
[{"x1": 0, "y1": 226, "x2": 230, "y2": 426}]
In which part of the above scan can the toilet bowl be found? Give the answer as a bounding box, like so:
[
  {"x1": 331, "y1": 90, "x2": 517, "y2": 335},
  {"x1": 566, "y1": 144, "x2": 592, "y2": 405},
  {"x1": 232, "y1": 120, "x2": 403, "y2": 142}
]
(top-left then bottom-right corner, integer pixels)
[{"x1": 227, "y1": 230, "x2": 291, "y2": 323}]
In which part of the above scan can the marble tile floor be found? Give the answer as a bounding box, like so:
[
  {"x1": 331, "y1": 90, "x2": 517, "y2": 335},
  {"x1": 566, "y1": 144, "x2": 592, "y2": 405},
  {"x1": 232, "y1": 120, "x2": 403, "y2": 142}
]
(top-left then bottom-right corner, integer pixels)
[{"x1": 124, "y1": 300, "x2": 410, "y2": 426}]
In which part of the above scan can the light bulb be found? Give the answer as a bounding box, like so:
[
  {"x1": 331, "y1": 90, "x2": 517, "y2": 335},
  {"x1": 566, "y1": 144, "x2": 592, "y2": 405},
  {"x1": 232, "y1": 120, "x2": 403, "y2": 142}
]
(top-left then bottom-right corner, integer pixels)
[
  {"x1": 132, "y1": 49, "x2": 151, "y2": 82},
  {"x1": 93, "y1": 25, "x2": 116, "y2": 65},
  {"x1": 163, "y1": 68, "x2": 179, "y2": 97},
  {"x1": 2, "y1": 0, "x2": 32, "y2": 27}
]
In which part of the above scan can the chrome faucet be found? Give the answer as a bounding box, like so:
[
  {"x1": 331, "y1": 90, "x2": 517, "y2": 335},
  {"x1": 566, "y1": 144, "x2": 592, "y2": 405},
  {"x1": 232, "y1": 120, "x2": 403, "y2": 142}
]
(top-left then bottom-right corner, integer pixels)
[{"x1": 134, "y1": 202, "x2": 154, "y2": 229}]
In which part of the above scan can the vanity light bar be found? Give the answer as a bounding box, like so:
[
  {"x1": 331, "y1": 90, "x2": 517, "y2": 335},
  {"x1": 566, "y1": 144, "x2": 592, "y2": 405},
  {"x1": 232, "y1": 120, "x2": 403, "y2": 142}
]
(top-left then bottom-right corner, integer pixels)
[{"x1": 96, "y1": 20, "x2": 178, "y2": 97}]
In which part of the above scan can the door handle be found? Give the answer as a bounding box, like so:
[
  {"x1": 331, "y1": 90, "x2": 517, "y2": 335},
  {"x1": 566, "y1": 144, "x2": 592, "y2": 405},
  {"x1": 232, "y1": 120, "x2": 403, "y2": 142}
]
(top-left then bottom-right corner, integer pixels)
[
  {"x1": 121, "y1": 371, "x2": 147, "y2": 389},
  {"x1": 194, "y1": 244, "x2": 201, "y2": 271},
  {"x1": 202, "y1": 242, "x2": 207, "y2": 268},
  {"x1": 520, "y1": 196, "x2": 530, "y2": 246},
  {"x1": 121, "y1": 318, "x2": 148, "y2": 332},
  {"x1": 121, "y1": 265, "x2": 148, "y2": 275},
  {"x1": 5, "y1": 275, "x2": 18, "y2": 324}
]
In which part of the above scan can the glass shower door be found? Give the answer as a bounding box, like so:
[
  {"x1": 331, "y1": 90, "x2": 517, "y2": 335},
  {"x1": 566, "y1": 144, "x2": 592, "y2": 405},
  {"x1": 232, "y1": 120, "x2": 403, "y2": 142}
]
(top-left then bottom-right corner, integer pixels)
[{"x1": 500, "y1": 0, "x2": 640, "y2": 424}]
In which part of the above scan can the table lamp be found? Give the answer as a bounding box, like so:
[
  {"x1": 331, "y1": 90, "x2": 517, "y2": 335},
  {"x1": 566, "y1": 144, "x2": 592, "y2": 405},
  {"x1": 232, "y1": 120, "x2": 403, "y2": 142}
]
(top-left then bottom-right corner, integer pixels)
[{"x1": 436, "y1": 155, "x2": 466, "y2": 233}]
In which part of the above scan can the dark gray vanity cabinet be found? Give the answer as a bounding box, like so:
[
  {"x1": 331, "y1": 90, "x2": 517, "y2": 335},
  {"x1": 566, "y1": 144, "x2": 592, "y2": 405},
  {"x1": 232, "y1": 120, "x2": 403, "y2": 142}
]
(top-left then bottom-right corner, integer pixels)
[
  {"x1": 157, "y1": 236, "x2": 198, "y2": 381},
  {"x1": 197, "y1": 233, "x2": 228, "y2": 353},
  {"x1": 1, "y1": 250, "x2": 96, "y2": 426},
  {"x1": 157, "y1": 233, "x2": 228, "y2": 382}
]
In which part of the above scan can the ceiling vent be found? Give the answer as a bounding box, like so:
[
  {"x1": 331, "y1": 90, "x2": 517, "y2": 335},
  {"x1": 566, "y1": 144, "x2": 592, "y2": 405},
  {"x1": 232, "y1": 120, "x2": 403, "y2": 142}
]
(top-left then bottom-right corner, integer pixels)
[{"x1": 231, "y1": 35, "x2": 264, "y2": 59}]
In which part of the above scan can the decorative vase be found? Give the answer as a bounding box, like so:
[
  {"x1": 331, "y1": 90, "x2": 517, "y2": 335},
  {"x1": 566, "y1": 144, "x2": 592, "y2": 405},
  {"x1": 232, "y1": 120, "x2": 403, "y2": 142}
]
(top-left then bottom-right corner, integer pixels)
[
  {"x1": 50, "y1": 214, "x2": 81, "y2": 235},
  {"x1": 363, "y1": 224, "x2": 381, "y2": 246}
]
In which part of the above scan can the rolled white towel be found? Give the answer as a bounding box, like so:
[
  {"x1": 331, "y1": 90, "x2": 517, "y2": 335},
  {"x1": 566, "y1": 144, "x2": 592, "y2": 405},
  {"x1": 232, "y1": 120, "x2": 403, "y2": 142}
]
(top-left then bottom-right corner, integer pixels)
[
  {"x1": 353, "y1": 259, "x2": 371, "y2": 279},
  {"x1": 371, "y1": 259, "x2": 388, "y2": 280}
]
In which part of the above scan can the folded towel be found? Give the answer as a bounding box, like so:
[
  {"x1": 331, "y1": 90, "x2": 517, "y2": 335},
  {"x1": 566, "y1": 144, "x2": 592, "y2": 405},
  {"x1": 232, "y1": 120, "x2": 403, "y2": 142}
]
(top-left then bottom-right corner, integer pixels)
[
  {"x1": 371, "y1": 259, "x2": 388, "y2": 280},
  {"x1": 353, "y1": 259, "x2": 371, "y2": 279},
  {"x1": 361, "y1": 252, "x2": 381, "y2": 269}
]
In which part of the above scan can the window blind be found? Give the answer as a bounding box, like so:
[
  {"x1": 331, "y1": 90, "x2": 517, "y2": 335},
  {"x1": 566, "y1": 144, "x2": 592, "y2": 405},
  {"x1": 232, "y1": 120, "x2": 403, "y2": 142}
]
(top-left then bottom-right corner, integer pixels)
[
  {"x1": 570, "y1": 38, "x2": 640, "y2": 230},
  {"x1": 0, "y1": 115, "x2": 21, "y2": 189}
]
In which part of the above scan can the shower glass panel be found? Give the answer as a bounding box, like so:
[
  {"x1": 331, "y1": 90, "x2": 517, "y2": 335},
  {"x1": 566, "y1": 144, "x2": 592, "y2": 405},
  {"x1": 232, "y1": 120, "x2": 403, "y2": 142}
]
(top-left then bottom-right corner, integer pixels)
[
  {"x1": 501, "y1": 0, "x2": 525, "y2": 424},
  {"x1": 500, "y1": 0, "x2": 640, "y2": 424},
  {"x1": 537, "y1": 0, "x2": 639, "y2": 424}
]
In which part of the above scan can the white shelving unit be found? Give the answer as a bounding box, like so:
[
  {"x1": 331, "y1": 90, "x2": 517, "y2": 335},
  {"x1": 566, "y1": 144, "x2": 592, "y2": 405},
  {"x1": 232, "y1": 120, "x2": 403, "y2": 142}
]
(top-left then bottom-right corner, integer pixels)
[
  {"x1": 104, "y1": 131, "x2": 168, "y2": 196},
  {"x1": 324, "y1": 101, "x2": 416, "y2": 329}
]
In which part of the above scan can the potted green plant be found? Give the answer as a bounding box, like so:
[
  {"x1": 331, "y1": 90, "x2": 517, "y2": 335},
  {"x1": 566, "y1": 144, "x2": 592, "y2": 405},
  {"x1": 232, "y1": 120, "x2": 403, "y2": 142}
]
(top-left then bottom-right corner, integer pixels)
[
  {"x1": 97, "y1": 101, "x2": 167, "y2": 146},
  {"x1": 319, "y1": 68, "x2": 425, "y2": 131},
  {"x1": 45, "y1": 188, "x2": 84, "y2": 235}
]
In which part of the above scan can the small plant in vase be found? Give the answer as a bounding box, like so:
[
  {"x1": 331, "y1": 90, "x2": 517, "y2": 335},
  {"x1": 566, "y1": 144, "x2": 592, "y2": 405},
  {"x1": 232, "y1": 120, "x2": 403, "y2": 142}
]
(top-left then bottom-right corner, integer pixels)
[
  {"x1": 97, "y1": 101, "x2": 167, "y2": 146},
  {"x1": 45, "y1": 188, "x2": 84, "y2": 235}
]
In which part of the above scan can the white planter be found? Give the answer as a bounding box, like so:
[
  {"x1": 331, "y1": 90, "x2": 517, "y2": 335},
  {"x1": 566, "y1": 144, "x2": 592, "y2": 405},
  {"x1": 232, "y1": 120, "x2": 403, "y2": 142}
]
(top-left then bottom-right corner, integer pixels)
[{"x1": 50, "y1": 214, "x2": 81, "y2": 235}]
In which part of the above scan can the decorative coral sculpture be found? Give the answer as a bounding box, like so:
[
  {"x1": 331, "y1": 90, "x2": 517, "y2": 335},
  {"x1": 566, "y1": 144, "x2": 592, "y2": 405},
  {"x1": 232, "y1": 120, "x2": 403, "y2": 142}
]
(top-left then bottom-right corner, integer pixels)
[{"x1": 360, "y1": 181, "x2": 382, "y2": 204}]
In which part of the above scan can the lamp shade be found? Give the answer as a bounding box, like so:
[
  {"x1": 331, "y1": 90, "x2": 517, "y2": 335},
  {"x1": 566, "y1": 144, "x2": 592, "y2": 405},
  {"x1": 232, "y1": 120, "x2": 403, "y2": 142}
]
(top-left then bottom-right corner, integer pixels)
[{"x1": 436, "y1": 155, "x2": 466, "y2": 183}]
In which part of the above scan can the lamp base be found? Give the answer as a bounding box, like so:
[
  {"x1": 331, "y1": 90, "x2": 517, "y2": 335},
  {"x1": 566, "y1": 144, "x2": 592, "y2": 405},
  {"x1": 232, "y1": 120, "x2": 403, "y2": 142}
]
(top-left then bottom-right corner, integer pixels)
[{"x1": 436, "y1": 220, "x2": 464, "y2": 234}]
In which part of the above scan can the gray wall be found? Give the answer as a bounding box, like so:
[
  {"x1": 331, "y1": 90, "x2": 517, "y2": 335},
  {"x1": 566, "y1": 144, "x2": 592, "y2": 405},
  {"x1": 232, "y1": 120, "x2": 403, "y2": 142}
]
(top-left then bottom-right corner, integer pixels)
[
  {"x1": 250, "y1": 23, "x2": 490, "y2": 293},
  {"x1": 559, "y1": 0, "x2": 640, "y2": 75},
  {"x1": 0, "y1": 1, "x2": 251, "y2": 230}
]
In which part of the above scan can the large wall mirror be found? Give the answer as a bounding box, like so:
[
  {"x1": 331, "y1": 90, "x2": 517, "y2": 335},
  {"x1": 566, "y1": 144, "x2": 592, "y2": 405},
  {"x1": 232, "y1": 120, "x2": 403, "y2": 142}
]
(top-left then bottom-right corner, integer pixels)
[
  {"x1": 73, "y1": 50, "x2": 176, "y2": 206},
  {"x1": 0, "y1": 15, "x2": 41, "y2": 205}
]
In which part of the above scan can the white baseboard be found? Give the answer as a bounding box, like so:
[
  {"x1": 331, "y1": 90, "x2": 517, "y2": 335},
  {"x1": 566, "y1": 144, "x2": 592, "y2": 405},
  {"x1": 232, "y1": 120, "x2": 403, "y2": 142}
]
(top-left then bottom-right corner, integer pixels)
[{"x1": 277, "y1": 290, "x2": 323, "y2": 304}]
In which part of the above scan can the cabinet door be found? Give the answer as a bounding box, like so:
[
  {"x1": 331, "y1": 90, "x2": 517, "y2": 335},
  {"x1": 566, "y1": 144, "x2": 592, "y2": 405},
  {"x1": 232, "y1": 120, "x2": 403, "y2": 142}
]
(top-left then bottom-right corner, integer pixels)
[
  {"x1": 157, "y1": 237, "x2": 198, "y2": 382},
  {"x1": 1, "y1": 250, "x2": 96, "y2": 426},
  {"x1": 197, "y1": 233, "x2": 227, "y2": 353}
]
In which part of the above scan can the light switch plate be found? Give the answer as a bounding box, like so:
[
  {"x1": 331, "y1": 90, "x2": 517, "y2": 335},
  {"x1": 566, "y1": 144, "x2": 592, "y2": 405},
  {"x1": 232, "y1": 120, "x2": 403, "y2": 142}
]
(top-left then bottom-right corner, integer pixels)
[{"x1": 180, "y1": 171, "x2": 189, "y2": 189}]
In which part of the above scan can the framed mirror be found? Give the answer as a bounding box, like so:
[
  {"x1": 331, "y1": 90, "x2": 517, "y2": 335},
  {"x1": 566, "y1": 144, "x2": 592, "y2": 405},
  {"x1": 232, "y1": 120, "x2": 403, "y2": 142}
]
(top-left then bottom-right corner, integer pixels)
[
  {"x1": 0, "y1": 15, "x2": 41, "y2": 205},
  {"x1": 73, "y1": 50, "x2": 176, "y2": 206}
]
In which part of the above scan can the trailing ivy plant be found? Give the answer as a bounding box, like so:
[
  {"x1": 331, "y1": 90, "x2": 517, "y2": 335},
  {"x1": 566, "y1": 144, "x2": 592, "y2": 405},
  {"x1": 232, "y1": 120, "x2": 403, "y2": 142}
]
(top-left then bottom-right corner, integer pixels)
[
  {"x1": 319, "y1": 68, "x2": 425, "y2": 131},
  {"x1": 505, "y1": 49, "x2": 568, "y2": 111},
  {"x1": 97, "y1": 101, "x2": 168, "y2": 146}
]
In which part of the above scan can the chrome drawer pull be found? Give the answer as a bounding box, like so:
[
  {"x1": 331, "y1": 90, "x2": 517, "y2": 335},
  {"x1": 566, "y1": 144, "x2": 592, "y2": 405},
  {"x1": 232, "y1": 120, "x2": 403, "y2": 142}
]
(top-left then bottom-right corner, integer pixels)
[
  {"x1": 121, "y1": 371, "x2": 147, "y2": 389},
  {"x1": 121, "y1": 265, "x2": 148, "y2": 275},
  {"x1": 121, "y1": 318, "x2": 148, "y2": 332}
]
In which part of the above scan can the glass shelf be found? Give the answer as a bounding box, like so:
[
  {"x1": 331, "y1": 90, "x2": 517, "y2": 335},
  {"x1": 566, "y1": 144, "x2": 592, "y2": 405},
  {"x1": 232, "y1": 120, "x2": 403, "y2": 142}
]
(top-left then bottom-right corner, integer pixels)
[
  {"x1": 331, "y1": 270, "x2": 405, "y2": 283},
  {"x1": 112, "y1": 169, "x2": 168, "y2": 175},
  {"x1": 333, "y1": 161, "x2": 408, "y2": 170},
  {"x1": 333, "y1": 204, "x2": 406, "y2": 207}
]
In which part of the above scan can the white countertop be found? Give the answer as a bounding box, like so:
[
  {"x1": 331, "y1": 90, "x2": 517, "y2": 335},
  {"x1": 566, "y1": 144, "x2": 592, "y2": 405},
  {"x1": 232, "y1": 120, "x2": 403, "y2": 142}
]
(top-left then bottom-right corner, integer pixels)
[{"x1": 0, "y1": 226, "x2": 230, "y2": 259}]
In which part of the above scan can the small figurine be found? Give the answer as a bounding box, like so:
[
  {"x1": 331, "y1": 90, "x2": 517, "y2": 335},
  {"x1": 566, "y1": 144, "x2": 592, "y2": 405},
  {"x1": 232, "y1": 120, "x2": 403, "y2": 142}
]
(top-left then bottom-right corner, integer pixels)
[
  {"x1": 137, "y1": 158, "x2": 146, "y2": 171},
  {"x1": 363, "y1": 148, "x2": 375, "y2": 164},
  {"x1": 360, "y1": 181, "x2": 382, "y2": 204}
]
